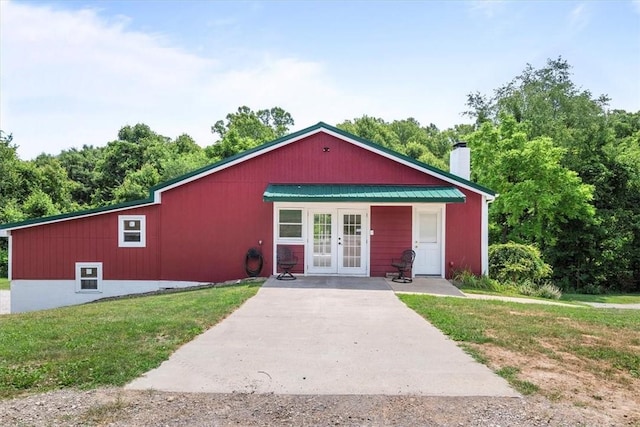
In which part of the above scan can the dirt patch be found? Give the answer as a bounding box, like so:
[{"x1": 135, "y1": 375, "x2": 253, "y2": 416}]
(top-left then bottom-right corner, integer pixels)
[
  {"x1": 471, "y1": 342, "x2": 639, "y2": 425},
  {"x1": 0, "y1": 387, "x2": 631, "y2": 426}
]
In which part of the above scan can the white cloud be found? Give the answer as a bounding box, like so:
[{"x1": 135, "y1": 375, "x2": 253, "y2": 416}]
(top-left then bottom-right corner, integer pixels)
[
  {"x1": 0, "y1": 1, "x2": 368, "y2": 158},
  {"x1": 467, "y1": 0, "x2": 506, "y2": 18},
  {"x1": 568, "y1": 3, "x2": 590, "y2": 33}
]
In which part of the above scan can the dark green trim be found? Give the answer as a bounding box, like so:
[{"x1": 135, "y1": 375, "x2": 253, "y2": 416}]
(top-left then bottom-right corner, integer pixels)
[
  {"x1": 0, "y1": 198, "x2": 155, "y2": 230},
  {"x1": 1, "y1": 121, "x2": 494, "y2": 231},
  {"x1": 264, "y1": 184, "x2": 466, "y2": 203}
]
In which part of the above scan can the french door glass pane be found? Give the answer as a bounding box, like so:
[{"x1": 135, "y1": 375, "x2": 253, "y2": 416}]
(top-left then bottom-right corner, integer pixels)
[
  {"x1": 313, "y1": 213, "x2": 332, "y2": 267},
  {"x1": 342, "y1": 214, "x2": 361, "y2": 268}
]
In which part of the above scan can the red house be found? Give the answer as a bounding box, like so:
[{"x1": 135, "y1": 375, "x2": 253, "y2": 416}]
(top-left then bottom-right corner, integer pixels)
[{"x1": 0, "y1": 122, "x2": 495, "y2": 312}]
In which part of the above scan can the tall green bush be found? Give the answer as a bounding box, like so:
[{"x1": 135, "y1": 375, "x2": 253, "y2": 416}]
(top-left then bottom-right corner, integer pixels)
[{"x1": 489, "y1": 242, "x2": 552, "y2": 285}]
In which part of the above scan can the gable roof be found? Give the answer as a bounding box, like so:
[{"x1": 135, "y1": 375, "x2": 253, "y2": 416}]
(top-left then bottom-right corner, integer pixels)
[{"x1": 0, "y1": 122, "x2": 495, "y2": 232}]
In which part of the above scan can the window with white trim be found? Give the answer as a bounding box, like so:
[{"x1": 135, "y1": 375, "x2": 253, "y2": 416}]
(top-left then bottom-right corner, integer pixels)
[
  {"x1": 278, "y1": 209, "x2": 303, "y2": 240},
  {"x1": 118, "y1": 215, "x2": 146, "y2": 247},
  {"x1": 75, "y1": 262, "x2": 103, "y2": 293}
]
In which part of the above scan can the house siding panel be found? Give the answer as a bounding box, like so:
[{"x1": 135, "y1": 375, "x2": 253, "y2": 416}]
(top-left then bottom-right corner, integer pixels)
[
  {"x1": 445, "y1": 189, "x2": 482, "y2": 277},
  {"x1": 370, "y1": 206, "x2": 412, "y2": 277},
  {"x1": 12, "y1": 206, "x2": 160, "y2": 281}
]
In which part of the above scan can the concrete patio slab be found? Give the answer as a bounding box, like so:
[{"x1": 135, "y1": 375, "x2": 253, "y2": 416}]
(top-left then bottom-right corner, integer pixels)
[
  {"x1": 127, "y1": 277, "x2": 518, "y2": 397},
  {"x1": 388, "y1": 277, "x2": 466, "y2": 297}
]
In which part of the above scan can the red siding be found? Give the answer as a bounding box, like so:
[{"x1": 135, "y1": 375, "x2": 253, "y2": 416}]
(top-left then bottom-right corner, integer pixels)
[
  {"x1": 12, "y1": 206, "x2": 160, "y2": 280},
  {"x1": 156, "y1": 133, "x2": 449, "y2": 283},
  {"x1": 445, "y1": 189, "x2": 482, "y2": 277},
  {"x1": 370, "y1": 206, "x2": 412, "y2": 277},
  {"x1": 12, "y1": 131, "x2": 485, "y2": 282}
]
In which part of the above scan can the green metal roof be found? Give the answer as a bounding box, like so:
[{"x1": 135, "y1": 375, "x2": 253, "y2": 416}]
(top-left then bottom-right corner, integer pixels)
[{"x1": 263, "y1": 184, "x2": 466, "y2": 203}]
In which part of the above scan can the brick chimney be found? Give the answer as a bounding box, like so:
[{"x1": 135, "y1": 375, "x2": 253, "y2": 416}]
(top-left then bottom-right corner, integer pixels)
[{"x1": 449, "y1": 141, "x2": 470, "y2": 180}]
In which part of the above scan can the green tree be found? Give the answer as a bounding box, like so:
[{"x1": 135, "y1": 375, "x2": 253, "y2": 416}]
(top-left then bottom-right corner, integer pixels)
[
  {"x1": 466, "y1": 57, "x2": 640, "y2": 292},
  {"x1": 337, "y1": 116, "x2": 451, "y2": 170},
  {"x1": 468, "y1": 116, "x2": 595, "y2": 254},
  {"x1": 58, "y1": 145, "x2": 103, "y2": 206},
  {"x1": 33, "y1": 154, "x2": 78, "y2": 212},
  {"x1": 337, "y1": 116, "x2": 400, "y2": 150},
  {"x1": 0, "y1": 131, "x2": 22, "y2": 212},
  {"x1": 209, "y1": 106, "x2": 294, "y2": 159},
  {"x1": 22, "y1": 189, "x2": 59, "y2": 219},
  {"x1": 113, "y1": 164, "x2": 161, "y2": 203},
  {"x1": 92, "y1": 124, "x2": 171, "y2": 204}
]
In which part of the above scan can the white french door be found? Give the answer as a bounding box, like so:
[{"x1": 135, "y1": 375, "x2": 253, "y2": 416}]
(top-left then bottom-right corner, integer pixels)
[
  {"x1": 413, "y1": 207, "x2": 443, "y2": 276},
  {"x1": 307, "y1": 208, "x2": 367, "y2": 275}
]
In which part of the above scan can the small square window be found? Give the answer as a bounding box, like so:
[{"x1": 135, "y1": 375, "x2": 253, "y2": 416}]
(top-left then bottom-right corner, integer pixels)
[
  {"x1": 76, "y1": 262, "x2": 102, "y2": 293},
  {"x1": 118, "y1": 215, "x2": 146, "y2": 247}
]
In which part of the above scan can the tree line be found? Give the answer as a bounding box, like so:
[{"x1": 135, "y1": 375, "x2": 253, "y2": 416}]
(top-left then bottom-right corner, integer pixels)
[{"x1": 1, "y1": 58, "x2": 638, "y2": 293}]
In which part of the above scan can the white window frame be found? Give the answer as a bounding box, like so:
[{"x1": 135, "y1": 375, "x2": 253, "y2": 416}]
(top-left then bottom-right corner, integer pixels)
[
  {"x1": 276, "y1": 208, "x2": 304, "y2": 242},
  {"x1": 118, "y1": 215, "x2": 146, "y2": 247},
  {"x1": 75, "y1": 262, "x2": 103, "y2": 293}
]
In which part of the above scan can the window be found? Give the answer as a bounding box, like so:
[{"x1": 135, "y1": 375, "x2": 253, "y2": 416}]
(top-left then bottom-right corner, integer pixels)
[
  {"x1": 278, "y1": 209, "x2": 303, "y2": 239},
  {"x1": 118, "y1": 215, "x2": 146, "y2": 247},
  {"x1": 75, "y1": 262, "x2": 103, "y2": 293}
]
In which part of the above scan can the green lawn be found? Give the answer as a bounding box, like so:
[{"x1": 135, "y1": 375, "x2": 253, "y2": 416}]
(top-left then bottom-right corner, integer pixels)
[
  {"x1": 461, "y1": 286, "x2": 640, "y2": 305},
  {"x1": 0, "y1": 278, "x2": 9, "y2": 291},
  {"x1": 561, "y1": 293, "x2": 640, "y2": 304},
  {"x1": 0, "y1": 284, "x2": 260, "y2": 399},
  {"x1": 399, "y1": 294, "x2": 640, "y2": 400}
]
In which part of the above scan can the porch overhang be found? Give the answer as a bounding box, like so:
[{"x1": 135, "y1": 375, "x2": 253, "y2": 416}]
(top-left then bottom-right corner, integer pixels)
[{"x1": 263, "y1": 184, "x2": 466, "y2": 203}]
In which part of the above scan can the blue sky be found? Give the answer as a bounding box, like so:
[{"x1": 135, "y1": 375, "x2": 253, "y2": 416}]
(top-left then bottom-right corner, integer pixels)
[{"x1": 1, "y1": 0, "x2": 639, "y2": 159}]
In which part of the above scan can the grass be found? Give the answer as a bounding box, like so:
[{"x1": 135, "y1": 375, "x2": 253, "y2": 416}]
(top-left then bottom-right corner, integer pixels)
[
  {"x1": 0, "y1": 284, "x2": 260, "y2": 399},
  {"x1": 495, "y1": 366, "x2": 539, "y2": 395},
  {"x1": 0, "y1": 278, "x2": 9, "y2": 290},
  {"x1": 461, "y1": 286, "x2": 640, "y2": 306},
  {"x1": 561, "y1": 293, "x2": 640, "y2": 304},
  {"x1": 398, "y1": 294, "x2": 640, "y2": 396}
]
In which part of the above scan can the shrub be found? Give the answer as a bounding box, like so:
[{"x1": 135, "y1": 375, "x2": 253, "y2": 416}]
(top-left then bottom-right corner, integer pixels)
[
  {"x1": 489, "y1": 242, "x2": 552, "y2": 286},
  {"x1": 536, "y1": 282, "x2": 562, "y2": 300},
  {"x1": 516, "y1": 281, "x2": 562, "y2": 300},
  {"x1": 516, "y1": 281, "x2": 537, "y2": 296},
  {"x1": 452, "y1": 269, "x2": 506, "y2": 292}
]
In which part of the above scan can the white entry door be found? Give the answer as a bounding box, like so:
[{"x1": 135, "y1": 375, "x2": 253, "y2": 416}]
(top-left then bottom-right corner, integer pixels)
[
  {"x1": 307, "y1": 209, "x2": 367, "y2": 275},
  {"x1": 413, "y1": 208, "x2": 443, "y2": 276}
]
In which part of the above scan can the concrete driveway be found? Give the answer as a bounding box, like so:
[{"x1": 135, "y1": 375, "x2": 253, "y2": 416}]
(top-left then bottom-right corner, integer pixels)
[{"x1": 126, "y1": 277, "x2": 518, "y2": 397}]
